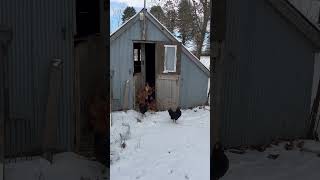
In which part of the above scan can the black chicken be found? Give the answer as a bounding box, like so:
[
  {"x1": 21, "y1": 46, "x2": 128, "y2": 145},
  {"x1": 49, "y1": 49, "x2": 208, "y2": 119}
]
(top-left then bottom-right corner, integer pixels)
[
  {"x1": 168, "y1": 107, "x2": 181, "y2": 123},
  {"x1": 212, "y1": 142, "x2": 229, "y2": 180},
  {"x1": 139, "y1": 103, "x2": 148, "y2": 115}
]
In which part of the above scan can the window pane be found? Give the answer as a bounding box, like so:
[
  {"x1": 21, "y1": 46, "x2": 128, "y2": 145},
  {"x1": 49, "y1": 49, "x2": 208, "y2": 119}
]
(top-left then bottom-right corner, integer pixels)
[
  {"x1": 134, "y1": 49, "x2": 138, "y2": 61},
  {"x1": 164, "y1": 46, "x2": 176, "y2": 72}
]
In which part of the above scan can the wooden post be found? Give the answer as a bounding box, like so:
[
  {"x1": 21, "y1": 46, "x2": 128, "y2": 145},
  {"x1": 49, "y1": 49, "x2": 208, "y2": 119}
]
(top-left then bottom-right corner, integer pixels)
[
  {"x1": 212, "y1": 0, "x2": 226, "y2": 149},
  {"x1": 42, "y1": 59, "x2": 63, "y2": 163}
]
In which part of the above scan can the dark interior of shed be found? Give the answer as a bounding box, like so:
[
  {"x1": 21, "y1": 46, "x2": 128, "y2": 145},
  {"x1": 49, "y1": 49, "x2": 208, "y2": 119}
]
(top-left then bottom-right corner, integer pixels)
[
  {"x1": 145, "y1": 43, "x2": 156, "y2": 87},
  {"x1": 73, "y1": 0, "x2": 107, "y2": 159},
  {"x1": 133, "y1": 42, "x2": 156, "y2": 87},
  {"x1": 75, "y1": 0, "x2": 100, "y2": 38}
]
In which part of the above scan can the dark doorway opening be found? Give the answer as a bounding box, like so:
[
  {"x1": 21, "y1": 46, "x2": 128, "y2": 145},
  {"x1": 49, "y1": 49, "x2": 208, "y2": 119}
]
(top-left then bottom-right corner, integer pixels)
[
  {"x1": 145, "y1": 43, "x2": 156, "y2": 87},
  {"x1": 75, "y1": 0, "x2": 100, "y2": 38}
]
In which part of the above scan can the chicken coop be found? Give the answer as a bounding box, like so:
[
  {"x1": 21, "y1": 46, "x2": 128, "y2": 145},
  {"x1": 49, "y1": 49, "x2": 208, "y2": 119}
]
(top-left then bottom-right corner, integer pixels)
[
  {"x1": 213, "y1": 0, "x2": 320, "y2": 147},
  {"x1": 110, "y1": 9, "x2": 210, "y2": 111},
  {"x1": 0, "y1": 0, "x2": 108, "y2": 159}
]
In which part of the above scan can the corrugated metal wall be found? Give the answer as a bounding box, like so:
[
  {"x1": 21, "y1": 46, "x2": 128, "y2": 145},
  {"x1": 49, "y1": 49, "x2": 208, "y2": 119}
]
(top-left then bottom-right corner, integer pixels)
[
  {"x1": 180, "y1": 53, "x2": 209, "y2": 108},
  {"x1": 0, "y1": 0, "x2": 75, "y2": 156},
  {"x1": 110, "y1": 14, "x2": 209, "y2": 111},
  {"x1": 218, "y1": 0, "x2": 316, "y2": 147}
]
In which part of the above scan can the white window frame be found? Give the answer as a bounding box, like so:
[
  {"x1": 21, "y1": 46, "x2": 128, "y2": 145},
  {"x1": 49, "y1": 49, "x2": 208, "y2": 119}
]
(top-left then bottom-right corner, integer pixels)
[{"x1": 163, "y1": 45, "x2": 177, "y2": 73}]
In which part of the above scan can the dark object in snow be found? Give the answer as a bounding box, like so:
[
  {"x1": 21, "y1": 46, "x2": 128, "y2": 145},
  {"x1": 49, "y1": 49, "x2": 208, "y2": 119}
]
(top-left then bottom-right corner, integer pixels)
[
  {"x1": 121, "y1": 142, "x2": 126, "y2": 149},
  {"x1": 267, "y1": 154, "x2": 280, "y2": 160},
  {"x1": 229, "y1": 148, "x2": 246, "y2": 154},
  {"x1": 185, "y1": 174, "x2": 189, "y2": 180},
  {"x1": 250, "y1": 145, "x2": 267, "y2": 152},
  {"x1": 285, "y1": 141, "x2": 294, "y2": 150},
  {"x1": 194, "y1": 109, "x2": 197, "y2": 112},
  {"x1": 212, "y1": 142, "x2": 229, "y2": 180},
  {"x1": 296, "y1": 141, "x2": 305, "y2": 149},
  {"x1": 168, "y1": 107, "x2": 182, "y2": 123},
  {"x1": 139, "y1": 103, "x2": 148, "y2": 115},
  {"x1": 271, "y1": 139, "x2": 280, "y2": 146}
]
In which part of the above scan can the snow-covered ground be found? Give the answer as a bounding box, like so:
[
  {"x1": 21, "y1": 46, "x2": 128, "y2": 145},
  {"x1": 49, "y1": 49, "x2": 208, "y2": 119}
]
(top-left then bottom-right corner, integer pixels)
[
  {"x1": 4, "y1": 152, "x2": 107, "y2": 180},
  {"x1": 200, "y1": 56, "x2": 210, "y2": 70},
  {"x1": 110, "y1": 107, "x2": 210, "y2": 180},
  {"x1": 223, "y1": 140, "x2": 320, "y2": 180}
]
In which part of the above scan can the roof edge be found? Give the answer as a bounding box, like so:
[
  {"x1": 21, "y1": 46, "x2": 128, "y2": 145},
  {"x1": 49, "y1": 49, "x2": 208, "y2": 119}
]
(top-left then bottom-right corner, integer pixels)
[
  {"x1": 145, "y1": 11, "x2": 210, "y2": 77},
  {"x1": 267, "y1": 0, "x2": 320, "y2": 49},
  {"x1": 109, "y1": 9, "x2": 210, "y2": 77}
]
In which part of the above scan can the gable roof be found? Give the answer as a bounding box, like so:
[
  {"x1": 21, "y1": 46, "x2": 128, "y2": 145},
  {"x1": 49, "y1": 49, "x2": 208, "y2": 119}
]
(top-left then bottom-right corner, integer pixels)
[
  {"x1": 268, "y1": 0, "x2": 320, "y2": 49},
  {"x1": 110, "y1": 9, "x2": 210, "y2": 77}
]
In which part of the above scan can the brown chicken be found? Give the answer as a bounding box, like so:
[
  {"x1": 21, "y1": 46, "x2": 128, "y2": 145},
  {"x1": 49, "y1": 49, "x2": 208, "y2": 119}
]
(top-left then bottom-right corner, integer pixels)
[{"x1": 136, "y1": 84, "x2": 157, "y2": 113}]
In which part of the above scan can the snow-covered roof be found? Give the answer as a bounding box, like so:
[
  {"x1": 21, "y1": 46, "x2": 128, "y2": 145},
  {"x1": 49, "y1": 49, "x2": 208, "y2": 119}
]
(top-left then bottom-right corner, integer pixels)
[{"x1": 110, "y1": 9, "x2": 210, "y2": 77}]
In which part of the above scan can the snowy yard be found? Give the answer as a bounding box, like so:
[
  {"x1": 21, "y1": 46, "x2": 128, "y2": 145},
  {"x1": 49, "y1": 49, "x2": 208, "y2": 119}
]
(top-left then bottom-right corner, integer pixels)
[
  {"x1": 223, "y1": 140, "x2": 320, "y2": 180},
  {"x1": 4, "y1": 152, "x2": 107, "y2": 180},
  {"x1": 110, "y1": 107, "x2": 210, "y2": 180}
]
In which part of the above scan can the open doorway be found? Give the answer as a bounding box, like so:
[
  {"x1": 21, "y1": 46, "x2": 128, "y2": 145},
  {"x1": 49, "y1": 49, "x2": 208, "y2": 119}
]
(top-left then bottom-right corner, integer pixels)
[
  {"x1": 145, "y1": 43, "x2": 156, "y2": 87},
  {"x1": 133, "y1": 42, "x2": 156, "y2": 108},
  {"x1": 74, "y1": 0, "x2": 105, "y2": 157}
]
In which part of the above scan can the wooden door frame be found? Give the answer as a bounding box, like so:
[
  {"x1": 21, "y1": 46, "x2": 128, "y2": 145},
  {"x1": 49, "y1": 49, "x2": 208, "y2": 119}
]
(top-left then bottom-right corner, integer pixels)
[{"x1": 132, "y1": 41, "x2": 157, "y2": 109}]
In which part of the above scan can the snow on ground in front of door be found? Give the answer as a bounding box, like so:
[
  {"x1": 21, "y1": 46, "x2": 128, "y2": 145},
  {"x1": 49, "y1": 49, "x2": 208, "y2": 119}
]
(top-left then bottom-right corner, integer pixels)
[
  {"x1": 4, "y1": 152, "x2": 107, "y2": 180},
  {"x1": 110, "y1": 106, "x2": 210, "y2": 180},
  {"x1": 222, "y1": 140, "x2": 320, "y2": 180}
]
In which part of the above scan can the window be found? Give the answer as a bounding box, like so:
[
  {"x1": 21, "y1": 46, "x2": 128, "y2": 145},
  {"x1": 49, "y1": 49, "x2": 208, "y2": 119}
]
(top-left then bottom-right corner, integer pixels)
[
  {"x1": 133, "y1": 43, "x2": 142, "y2": 74},
  {"x1": 163, "y1": 45, "x2": 177, "y2": 73},
  {"x1": 134, "y1": 49, "x2": 141, "y2": 61}
]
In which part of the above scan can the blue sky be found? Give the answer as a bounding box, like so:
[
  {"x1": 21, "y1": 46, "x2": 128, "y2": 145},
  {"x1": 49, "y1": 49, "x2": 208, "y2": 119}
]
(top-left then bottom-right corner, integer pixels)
[{"x1": 110, "y1": 0, "x2": 155, "y2": 33}]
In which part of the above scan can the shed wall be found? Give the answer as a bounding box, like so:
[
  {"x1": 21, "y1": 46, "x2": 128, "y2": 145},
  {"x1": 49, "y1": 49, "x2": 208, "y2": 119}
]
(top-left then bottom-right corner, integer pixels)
[
  {"x1": 0, "y1": 0, "x2": 75, "y2": 156},
  {"x1": 111, "y1": 16, "x2": 209, "y2": 111},
  {"x1": 218, "y1": 0, "x2": 315, "y2": 146},
  {"x1": 180, "y1": 53, "x2": 209, "y2": 108}
]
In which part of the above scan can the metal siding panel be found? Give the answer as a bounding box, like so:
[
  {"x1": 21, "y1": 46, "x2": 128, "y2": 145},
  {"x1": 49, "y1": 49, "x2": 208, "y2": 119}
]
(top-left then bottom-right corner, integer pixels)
[
  {"x1": 219, "y1": 0, "x2": 316, "y2": 147},
  {"x1": 180, "y1": 53, "x2": 208, "y2": 108},
  {"x1": 1, "y1": 0, "x2": 38, "y2": 156},
  {"x1": 1, "y1": 0, "x2": 74, "y2": 156},
  {"x1": 146, "y1": 20, "x2": 169, "y2": 42}
]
